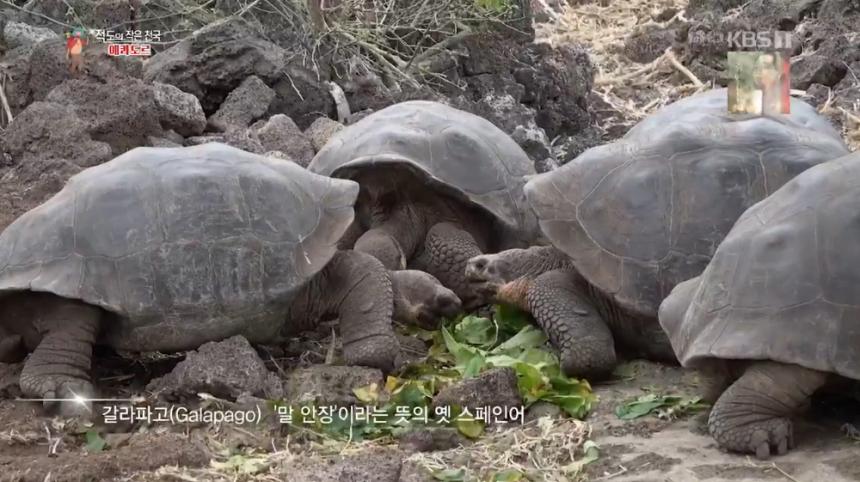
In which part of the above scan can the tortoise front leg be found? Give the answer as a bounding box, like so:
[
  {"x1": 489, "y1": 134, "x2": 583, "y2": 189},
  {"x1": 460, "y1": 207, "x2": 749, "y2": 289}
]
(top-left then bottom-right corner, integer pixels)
[
  {"x1": 411, "y1": 222, "x2": 484, "y2": 309},
  {"x1": 709, "y1": 361, "x2": 827, "y2": 459},
  {"x1": 528, "y1": 269, "x2": 617, "y2": 380},
  {"x1": 354, "y1": 206, "x2": 425, "y2": 271},
  {"x1": 390, "y1": 270, "x2": 462, "y2": 329},
  {"x1": 316, "y1": 250, "x2": 399, "y2": 372},
  {"x1": 17, "y1": 295, "x2": 101, "y2": 416}
]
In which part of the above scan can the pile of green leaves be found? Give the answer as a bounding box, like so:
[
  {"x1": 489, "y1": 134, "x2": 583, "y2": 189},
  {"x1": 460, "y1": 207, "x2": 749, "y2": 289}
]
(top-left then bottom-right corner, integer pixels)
[
  {"x1": 281, "y1": 305, "x2": 596, "y2": 443},
  {"x1": 434, "y1": 306, "x2": 597, "y2": 419}
]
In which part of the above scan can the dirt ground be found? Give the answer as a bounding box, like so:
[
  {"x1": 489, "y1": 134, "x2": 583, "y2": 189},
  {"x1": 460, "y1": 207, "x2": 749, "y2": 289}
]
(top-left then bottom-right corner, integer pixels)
[
  {"x1": 1, "y1": 358, "x2": 858, "y2": 481},
  {"x1": 585, "y1": 361, "x2": 860, "y2": 482}
]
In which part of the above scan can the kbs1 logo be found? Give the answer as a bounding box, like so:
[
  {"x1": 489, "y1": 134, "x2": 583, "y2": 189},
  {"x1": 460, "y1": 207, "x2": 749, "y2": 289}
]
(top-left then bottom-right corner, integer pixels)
[
  {"x1": 90, "y1": 29, "x2": 161, "y2": 57},
  {"x1": 689, "y1": 30, "x2": 794, "y2": 50}
]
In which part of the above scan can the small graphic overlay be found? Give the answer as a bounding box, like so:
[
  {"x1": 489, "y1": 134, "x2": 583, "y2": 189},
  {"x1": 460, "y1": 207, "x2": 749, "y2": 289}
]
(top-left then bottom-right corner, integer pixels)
[
  {"x1": 90, "y1": 29, "x2": 160, "y2": 57},
  {"x1": 689, "y1": 29, "x2": 794, "y2": 51},
  {"x1": 727, "y1": 51, "x2": 791, "y2": 115},
  {"x1": 65, "y1": 27, "x2": 88, "y2": 75},
  {"x1": 107, "y1": 44, "x2": 152, "y2": 57}
]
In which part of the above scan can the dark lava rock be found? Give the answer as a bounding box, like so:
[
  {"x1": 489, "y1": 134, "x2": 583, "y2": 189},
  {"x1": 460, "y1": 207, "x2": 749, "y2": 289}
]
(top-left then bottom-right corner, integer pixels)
[
  {"x1": 0, "y1": 40, "x2": 142, "y2": 116},
  {"x1": 792, "y1": 54, "x2": 849, "y2": 89},
  {"x1": 0, "y1": 157, "x2": 85, "y2": 232},
  {"x1": 45, "y1": 79, "x2": 165, "y2": 154},
  {"x1": 622, "y1": 26, "x2": 677, "y2": 64},
  {"x1": 152, "y1": 83, "x2": 208, "y2": 137},
  {"x1": 253, "y1": 114, "x2": 315, "y2": 166},
  {"x1": 208, "y1": 75, "x2": 276, "y2": 132},
  {"x1": 144, "y1": 17, "x2": 333, "y2": 128},
  {"x1": 284, "y1": 365, "x2": 384, "y2": 406},
  {"x1": 146, "y1": 335, "x2": 284, "y2": 401},
  {"x1": 2, "y1": 21, "x2": 57, "y2": 49},
  {"x1": 304, "y1": 117, "x2": 344, "y2": 152},
  {"x1": 1, "y1": 101, "x2": 112, "y2": 167}
]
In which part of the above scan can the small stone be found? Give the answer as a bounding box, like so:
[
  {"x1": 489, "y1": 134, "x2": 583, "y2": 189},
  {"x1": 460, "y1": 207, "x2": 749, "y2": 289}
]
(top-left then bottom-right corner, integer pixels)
[
  {"x1": 254, "y1": 114, "x2": 315, "y2": 166},
  {"x1": 208, "y1": 75, "x2": 276, "y2": 132},
  {"x1": 146, "y1": 335, "x2": 283, "y2": 401},
  {"x1": 304, "y1": 116, "x2": 344, "y2": 152},
  {"x1": 398, "y1": 428, "x2": 468, "y2": 453},
  {"x1": 524, "y1": 401, "x2": 563, "y2": 423},
  {"x1": 285, "y1": 365, "x2": 383, "y2": 406}
]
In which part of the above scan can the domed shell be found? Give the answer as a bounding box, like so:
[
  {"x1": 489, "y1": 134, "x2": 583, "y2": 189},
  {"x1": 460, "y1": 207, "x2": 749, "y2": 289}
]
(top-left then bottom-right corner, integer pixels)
[
  {"x1": 307, "y1": 100, "x2": 537, "y2": 238},
  {"x1": 0, "y1": 143, "x2": 358, "y2": 352},
  {"x1": 662, "y1": 151, "x2": 860, "y2": 380},
  {"x1": 524, "y1": 88, "x2": 849, "y2": 318}
]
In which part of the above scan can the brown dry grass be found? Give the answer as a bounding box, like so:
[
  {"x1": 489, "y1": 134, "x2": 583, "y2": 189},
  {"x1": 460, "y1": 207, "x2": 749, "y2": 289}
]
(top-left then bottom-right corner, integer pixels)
[{"x1": 535, "y1": 0, "x2": 707, "y2": 135}]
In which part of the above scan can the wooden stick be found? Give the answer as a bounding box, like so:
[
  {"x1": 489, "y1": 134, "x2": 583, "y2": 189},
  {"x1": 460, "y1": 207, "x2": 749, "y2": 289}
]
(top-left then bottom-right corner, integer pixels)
[{"x1": 0, "y1": 74, "x2": 13, "y2": 126}]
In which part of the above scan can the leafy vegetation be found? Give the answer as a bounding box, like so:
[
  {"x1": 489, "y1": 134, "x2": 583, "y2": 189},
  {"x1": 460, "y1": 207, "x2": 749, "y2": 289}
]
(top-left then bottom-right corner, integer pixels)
[
  {"x1": 84, "y1": 430, "x2": 106, "y2": 453},
  {"x1": 280, "y1": 305, "x2": 596, "y2": 442}
]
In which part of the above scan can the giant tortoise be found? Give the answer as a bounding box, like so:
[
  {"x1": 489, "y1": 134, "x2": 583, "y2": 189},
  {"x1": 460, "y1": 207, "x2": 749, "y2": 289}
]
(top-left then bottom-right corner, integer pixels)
[
  {"x1": 659, "y1": 150, "x2": 860, "y2": 458},
  {"x1": 307, "y1": 100, "x2": 538, "y2": 309},
  {"x1": 466, "y1": 88, "x2": 850, "y2": 379},
  {"x1": 0, "y1": 143, "x2": 458, "y2": 415}
]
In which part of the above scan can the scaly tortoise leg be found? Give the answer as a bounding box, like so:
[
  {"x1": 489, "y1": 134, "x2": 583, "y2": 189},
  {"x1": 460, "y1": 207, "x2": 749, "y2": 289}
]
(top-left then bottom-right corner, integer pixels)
[
  {"x1": 18, "y1": 295, "x2": 101, "y2": 416},
  {"x1": 318, "y1": 250, "x2": 400, "y2": 372},
  {"x1": 708, "y1": 361, "x2": 827, "y2": 459}
]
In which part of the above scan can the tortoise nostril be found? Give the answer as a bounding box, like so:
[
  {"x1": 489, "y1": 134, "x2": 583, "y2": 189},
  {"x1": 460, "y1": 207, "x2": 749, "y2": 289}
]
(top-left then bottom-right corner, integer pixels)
[{"x1": 473, "y1": 258, "x2": 486, "y2": 270}]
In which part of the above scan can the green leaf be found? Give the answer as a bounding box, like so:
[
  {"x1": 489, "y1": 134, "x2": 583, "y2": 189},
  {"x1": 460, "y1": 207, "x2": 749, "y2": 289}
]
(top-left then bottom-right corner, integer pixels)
[
  {"x1": 454, "y1": 315, "x2": 496, "y2": 347},
  {"x1": 489, "y1": 326, "x2": 546, "y2": 355},
  {"x1": 493, "y1": 469, "x2": 524, "y2": 481},
  {"x1": 85, "y1": 430, "x2": 106, "y2": 453},
  {"x1": 462, "y1": 353, "x2": 487, "y2": 378},
  {"x1": 515, "y1": 362, "x2": 547, "y2": 399},
  {"x1": 442, "y1": 327, "x2": 481, "y2": 365},
  {"x1": 391, "y1": 381, "x2": 431, "y2": 408},
  {"x1": 433, "y1": 468, "x2": 467, "y2": 481},
  {"x1": 546, "y1": 394, "x2": 587, "y2": 419},
  {"x1": 611, "y1": 362, "x2": 639, "y2": 381},
  {"x1": 563, "y1": 440, "x2": 600, "y2": 475},
  {"x1": 455, "y1": 417, "x2": 485, "y2": 439},
  {"x1": 493, "y1": 304, "x2": 531, "y2": 336}
]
